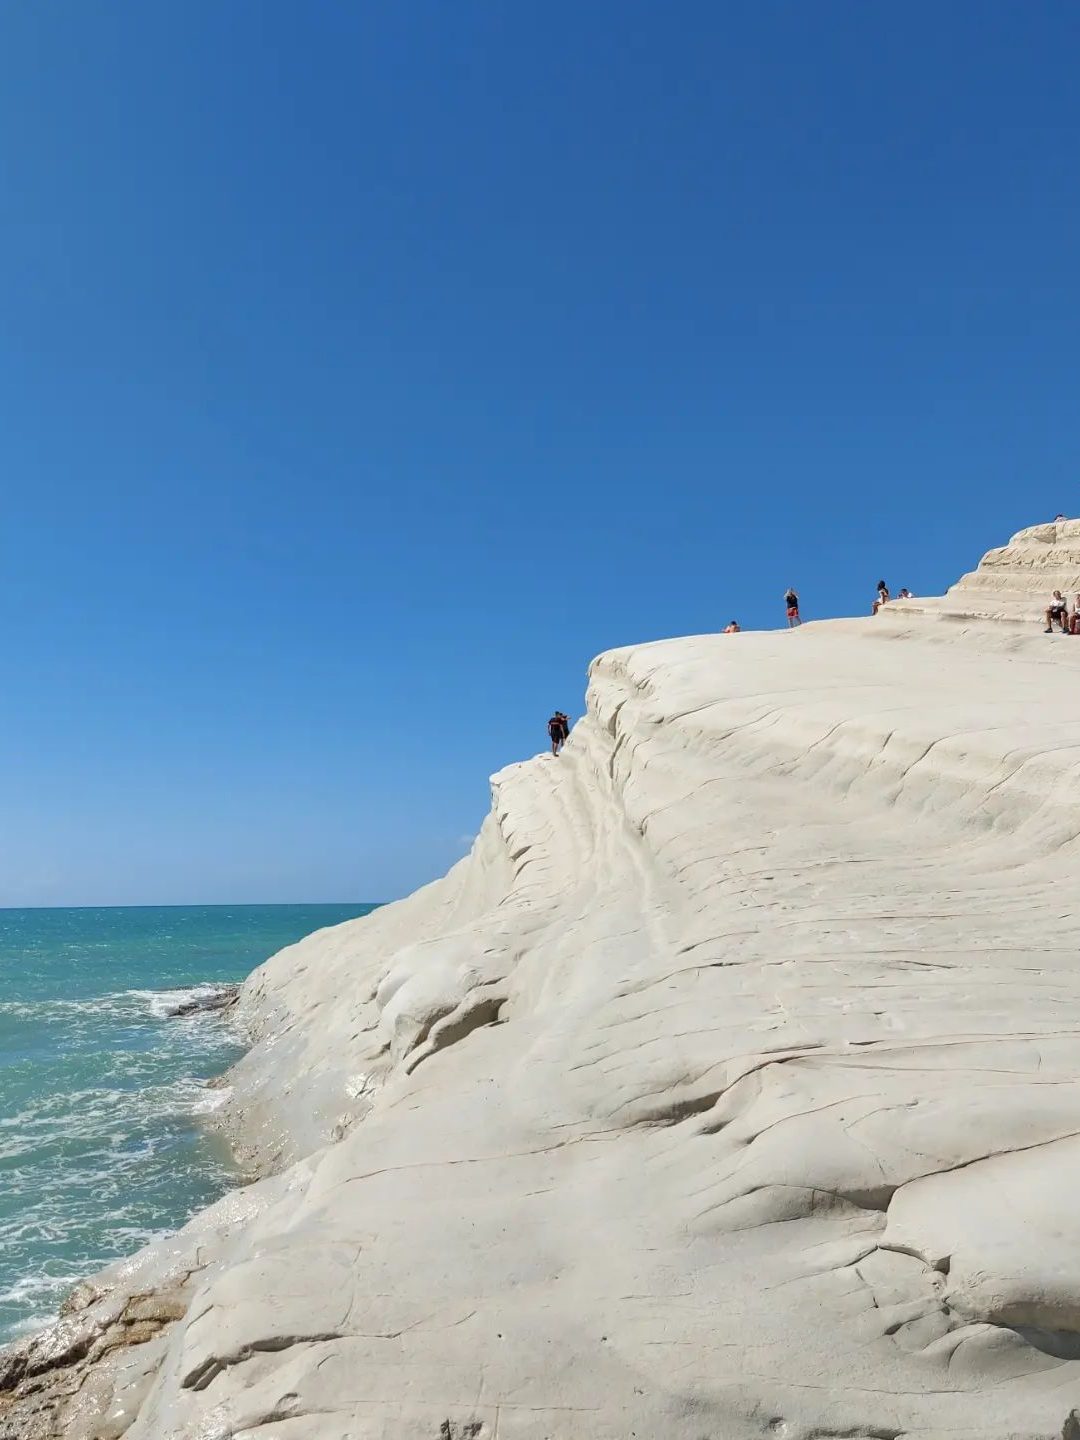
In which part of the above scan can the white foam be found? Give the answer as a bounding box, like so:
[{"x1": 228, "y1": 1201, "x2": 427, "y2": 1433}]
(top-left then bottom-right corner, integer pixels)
[
  {"x1": 190, "y1": 1084, "x2": 231, "y2": 1115},
  {"x1": 0, "y1": 975, "x2": 246, "y2": 1344},
  {"x1": 128, "y1": 983, "x2": 234, "y2": 1020}
]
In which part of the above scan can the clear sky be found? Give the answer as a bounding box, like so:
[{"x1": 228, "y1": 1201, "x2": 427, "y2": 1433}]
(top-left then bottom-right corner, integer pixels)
[{"x1": 1, "y1": 2, "x2": 1077, "y2": 906}]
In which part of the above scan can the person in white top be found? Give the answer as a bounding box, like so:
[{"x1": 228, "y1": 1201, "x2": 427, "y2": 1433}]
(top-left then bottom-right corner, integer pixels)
[{"x1": 1045, "y1": 590, "x2": 1069, "y2": 633}]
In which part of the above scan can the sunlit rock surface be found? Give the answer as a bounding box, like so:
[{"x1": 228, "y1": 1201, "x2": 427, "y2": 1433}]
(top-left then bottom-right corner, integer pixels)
[{"x1": 4, "y1": 523, "x2": 1080, "y2": 1440}]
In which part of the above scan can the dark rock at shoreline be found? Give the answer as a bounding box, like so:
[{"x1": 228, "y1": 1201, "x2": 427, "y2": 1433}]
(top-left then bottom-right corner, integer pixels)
[{"x1": 165, "y1": 985, "x2": 240, "y2": 1019}]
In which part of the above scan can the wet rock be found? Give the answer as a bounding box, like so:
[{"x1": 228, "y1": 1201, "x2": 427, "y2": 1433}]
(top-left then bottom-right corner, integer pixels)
[{"x1": 165, "y1": 985, "x2": 239, "y2": 1018}]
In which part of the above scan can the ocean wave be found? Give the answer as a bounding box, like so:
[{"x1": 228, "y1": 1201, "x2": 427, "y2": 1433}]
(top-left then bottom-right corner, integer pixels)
[
  {"x1": 0, "y1": 903, "x2": 356, "y2": 1344},
  {"x1": 190, "y1": 1084, "x2": 231, "y2": 1115},
  {"x1": 0, "y1": 984, "x2": 244, "y2": 1343},
  {"x1": 0, "y1": 981, "x2": 238, "y2": 1024},
  {"x1": 0, "y1": 1077, "x2": 231, "y2": 1145},
  {"x1": 0, "y1": 1269, "x2": 90, "y2": 1329},
  {"x1": 127, "y1": 983, "x2": 236, "y2": 1020}
]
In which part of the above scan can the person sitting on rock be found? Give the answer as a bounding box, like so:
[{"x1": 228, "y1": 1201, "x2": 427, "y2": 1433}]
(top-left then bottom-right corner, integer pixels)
[
  {"x1": 897, "y1": 587, "x2": 913, "y2": 600},
  {"x1": 723, "y1": 620, "x2": 741, "y2": 633},
  {"x1": 784, "y1": 588, "x2": 801, "y2": 627},
  {"x1": 1045, "y1": 590, "x2": 1069, "y2": 633},
  {"x1": 1069, "y1": 596, "x2": 1080, "y2": 634},
  {"x1": 871, "y1": 580, "x2": 890, "y2": 615}
]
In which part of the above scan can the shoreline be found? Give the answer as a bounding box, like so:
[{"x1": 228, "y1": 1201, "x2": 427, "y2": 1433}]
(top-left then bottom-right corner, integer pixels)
[
  {"x1": 4, "y1": 527, "x2": 1080, "y2": 1437},
  {"x1": 0, "y1": 905, "x2": 376, "y2": 1364},
  {"x1": 0, "y1": 1011, "x2": 263, "y2": 1440},
  {"x1": 0, "y1": 902, "x2": 425, "y2": 1436},
  {"x1": 0, "y1": 886, "x2": 393, "y2": 1436}
]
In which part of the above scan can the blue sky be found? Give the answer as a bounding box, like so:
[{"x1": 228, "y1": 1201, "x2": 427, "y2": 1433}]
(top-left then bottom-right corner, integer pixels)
[{"x1": 1, "y1": 1, "x2": 1077, "y2": 905}]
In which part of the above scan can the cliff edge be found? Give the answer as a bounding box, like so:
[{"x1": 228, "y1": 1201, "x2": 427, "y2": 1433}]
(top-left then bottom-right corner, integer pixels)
[{"x1": 4, "y1": 524, "x2": 1080, "y2": 1440}]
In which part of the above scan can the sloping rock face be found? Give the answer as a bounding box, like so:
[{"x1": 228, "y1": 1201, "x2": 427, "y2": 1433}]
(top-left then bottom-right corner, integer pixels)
[
  {"x1": 888, "y1": 518, "x2": 1080, "y2": 624},
  {"x1": 5, "y1": 526, "x2": 1080, "y2": 1439},
  {"x1": 956, "y1": 518, "x2": 1080, "y2": 598}
]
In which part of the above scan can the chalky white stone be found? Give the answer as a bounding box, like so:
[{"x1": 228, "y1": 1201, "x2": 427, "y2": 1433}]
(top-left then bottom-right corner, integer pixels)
[{"x1": 7, "y1": 522, "x2": 1080, "y2": 1439}]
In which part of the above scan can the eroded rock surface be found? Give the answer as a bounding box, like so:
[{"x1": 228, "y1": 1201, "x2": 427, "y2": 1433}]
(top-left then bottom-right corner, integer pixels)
[
  {"x1": 4, "y1": 526, "x2": 1080, "y2": 1438},
  {"x1": 887, "y1": 517, "x2": 1080, "y2": 624}
]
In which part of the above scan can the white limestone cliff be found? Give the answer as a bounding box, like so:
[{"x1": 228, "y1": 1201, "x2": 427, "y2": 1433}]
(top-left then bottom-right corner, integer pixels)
[
  {"x1": 887, "y1": 517, "x2": 1080, "y2": 624},
  {"x1": 4, "y1": 522, "x2": 1080, "y2": 1440}
]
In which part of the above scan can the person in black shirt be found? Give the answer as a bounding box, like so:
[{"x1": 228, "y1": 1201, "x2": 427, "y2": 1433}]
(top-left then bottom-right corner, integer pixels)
[
  {"x1": 784, "y1": 588, "x2": 801, "y2": 627},
  {"x1": 548, "y1": 713, "x2": 569, "y2": 756}
]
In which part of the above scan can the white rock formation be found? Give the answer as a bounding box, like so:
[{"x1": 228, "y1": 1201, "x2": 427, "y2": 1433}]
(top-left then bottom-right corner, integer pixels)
[
  {"x1": 888, "y1": 517, "x2": 1080, "y2": 624},
  {"x1": 4, "y1": 522, "x2": 1080, "y2": 1439}
]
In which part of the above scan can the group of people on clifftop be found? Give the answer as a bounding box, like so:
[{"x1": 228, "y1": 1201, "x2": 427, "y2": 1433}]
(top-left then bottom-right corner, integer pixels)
[
  {"x1": 722, "y1": 583, "x2": 913, "y2": 635},
  {"x1": 870, "y1": 580, "x2": 913, "y2": 613},
  {"x1": 549, "y1": 579, "x2": 929, "y2": 754}
]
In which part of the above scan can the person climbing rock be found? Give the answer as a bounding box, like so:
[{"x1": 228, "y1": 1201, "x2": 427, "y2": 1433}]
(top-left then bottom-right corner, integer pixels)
[
  {"x1": 548, "y1": 712, "x2": 569, "y2": 755},
  {"x1": 784, "y1": 588, "x2": 801, "y2": 627}
]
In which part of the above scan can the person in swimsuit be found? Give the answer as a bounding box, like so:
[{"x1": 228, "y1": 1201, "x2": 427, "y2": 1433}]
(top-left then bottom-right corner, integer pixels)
[
  {"x1": 723, "y1": 620, "x2": 740, "y2": 633},
  {"x1": 872, "y1": 580, "x2": 889, "y2": 615},
  {"x1": 784, "y1": 588, "x2": 800, "y2": 627},
  {"x1": 1045, "y1": 590, "x2": 1069, "y2": 633}
]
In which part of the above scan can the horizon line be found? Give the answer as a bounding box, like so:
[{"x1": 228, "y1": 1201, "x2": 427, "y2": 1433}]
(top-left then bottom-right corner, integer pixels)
[{"x1": 0, "y1": 899, "x2": 385, "y2": 913}]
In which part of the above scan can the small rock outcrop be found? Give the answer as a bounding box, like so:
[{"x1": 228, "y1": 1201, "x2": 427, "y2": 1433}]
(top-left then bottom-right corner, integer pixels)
[{"x1": 163, "y1": 984, "x2": 239, "y2": 1019}]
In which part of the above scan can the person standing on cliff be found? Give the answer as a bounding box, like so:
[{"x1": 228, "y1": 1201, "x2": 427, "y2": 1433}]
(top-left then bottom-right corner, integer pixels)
[
  {"x1": 784, "y1": 588, "x2": 801, "y2": 627},
  {"x1": 548, "y1": 712, "x2": 569, "y2": 756}
]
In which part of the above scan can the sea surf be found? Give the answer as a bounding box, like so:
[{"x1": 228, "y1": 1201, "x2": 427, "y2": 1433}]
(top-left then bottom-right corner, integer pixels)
[{"x1": 0, "y1": 902, "x2": 375, "y2": 1343}]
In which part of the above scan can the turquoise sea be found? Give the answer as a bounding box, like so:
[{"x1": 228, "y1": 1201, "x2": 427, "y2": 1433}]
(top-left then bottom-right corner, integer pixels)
[{"x1": 0, "y1": 903, "x2": 376, "y2": 1344}]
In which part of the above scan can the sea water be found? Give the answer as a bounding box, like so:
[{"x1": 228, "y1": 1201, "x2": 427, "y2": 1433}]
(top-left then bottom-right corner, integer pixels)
[{"x1": 0, "y1": 903, "x2": 375, "y2": 1343}]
